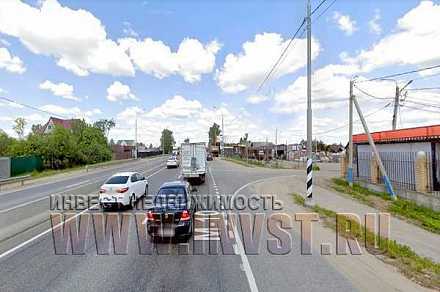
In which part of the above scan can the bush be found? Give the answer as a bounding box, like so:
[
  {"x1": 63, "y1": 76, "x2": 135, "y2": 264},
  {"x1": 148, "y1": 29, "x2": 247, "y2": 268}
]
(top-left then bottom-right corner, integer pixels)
[{"x1": 1, "y1": 120, "x2": 112, "y2": 170}]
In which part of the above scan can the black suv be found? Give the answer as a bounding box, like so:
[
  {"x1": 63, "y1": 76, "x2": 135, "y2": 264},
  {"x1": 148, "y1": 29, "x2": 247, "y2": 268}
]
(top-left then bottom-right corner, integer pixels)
[{"x1": 146, "y1": 181, "x2": 195, "y2": 240}]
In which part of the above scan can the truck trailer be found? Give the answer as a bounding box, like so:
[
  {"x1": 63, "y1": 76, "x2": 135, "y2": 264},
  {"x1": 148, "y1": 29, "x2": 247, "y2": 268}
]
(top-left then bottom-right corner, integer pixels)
[{"x1": 181, "y1": 142, "x2": 207, "y2": 184}]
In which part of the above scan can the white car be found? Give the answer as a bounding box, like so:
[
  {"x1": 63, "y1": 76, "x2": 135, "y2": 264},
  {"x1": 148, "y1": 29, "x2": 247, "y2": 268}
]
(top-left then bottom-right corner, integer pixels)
[
  {"x1": 99, "y1": 172, "x2": 148, "y2": 209},
  {"x1": 166, "y1": 156, "x2": 180, "y2": 168}
]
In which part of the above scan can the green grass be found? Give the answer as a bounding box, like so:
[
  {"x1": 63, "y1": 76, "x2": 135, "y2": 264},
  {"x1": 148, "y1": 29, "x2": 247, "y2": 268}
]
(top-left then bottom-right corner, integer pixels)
[
  {"x1": 224, "y1": 156, "x2": 266, "y2": 168},
  {"x1": 331, "y1": 178, "x2": 440, "y2": 234},
  {"x1": 292, "y1": 193, "x2": 440, "y2": 289}
]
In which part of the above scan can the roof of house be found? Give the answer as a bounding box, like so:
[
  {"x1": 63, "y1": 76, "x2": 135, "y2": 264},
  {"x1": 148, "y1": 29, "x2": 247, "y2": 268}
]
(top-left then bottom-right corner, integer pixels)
[
  {"x1": 353, "y1": 124, "x2": 440, "y2": 144},
  {"x1": 116, "y1": 140, "x2": 135, "y2": 146},
  {"x1": 42, "y1": 117, "x2": 80, "y2": 132}
]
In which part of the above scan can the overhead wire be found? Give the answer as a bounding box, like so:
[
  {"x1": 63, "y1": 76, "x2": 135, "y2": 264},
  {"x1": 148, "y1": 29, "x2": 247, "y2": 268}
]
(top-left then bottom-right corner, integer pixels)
[
  {"x1": 0, "y1": 96, "x2": 69, "y2": 119},
  {"x1": 358, "y1": 64, "x2": 440, "y2": 83},
  {"x1": 256, "y1": 0, "x2": 337, "y2": 92}
]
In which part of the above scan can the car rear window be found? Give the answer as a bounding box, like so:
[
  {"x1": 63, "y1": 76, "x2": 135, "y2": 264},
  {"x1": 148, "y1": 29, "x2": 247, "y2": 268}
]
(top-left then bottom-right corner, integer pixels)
[
  {"x1": 155, "y1": 187, "x2": 187, "y2": 205},
  {"x1": 105, "y1": 176, "x2": 129, "y2": 184}
]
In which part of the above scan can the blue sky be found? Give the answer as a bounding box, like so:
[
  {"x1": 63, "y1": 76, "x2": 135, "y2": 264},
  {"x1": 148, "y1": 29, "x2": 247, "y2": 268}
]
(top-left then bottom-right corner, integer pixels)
[{"x1": 0, "y1": 0, "x2": 439, "y2": 146}]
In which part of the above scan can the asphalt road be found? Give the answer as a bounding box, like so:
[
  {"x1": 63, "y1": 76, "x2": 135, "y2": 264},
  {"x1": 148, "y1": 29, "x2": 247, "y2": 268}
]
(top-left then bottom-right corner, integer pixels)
[{"x1": 0, "y1": 158, "x2": 359, "y2": 292}]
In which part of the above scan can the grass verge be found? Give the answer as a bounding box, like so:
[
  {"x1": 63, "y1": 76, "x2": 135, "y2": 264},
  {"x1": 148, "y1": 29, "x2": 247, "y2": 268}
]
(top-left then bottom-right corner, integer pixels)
[
  {"x1": 331, "y1": 178, "x2": 440, "y2": 234},
  {"x1": 292, "y1": 193, "x2": 440, "y2": 289}
]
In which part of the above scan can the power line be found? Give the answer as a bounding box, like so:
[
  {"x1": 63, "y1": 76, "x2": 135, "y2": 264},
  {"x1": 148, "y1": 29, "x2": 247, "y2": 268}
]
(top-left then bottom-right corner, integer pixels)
[
  {"x1": 256, "y1": 18, "x2": 306, "y2": 93},
  {"x1": 401, "y1": 104, "x2": 440, "y2": 114},
  {"x1": 315, "y1": 102, "x2": 392, "y2": 135},
  {"x1": 404, "y1": 99, "x2": 440, "y2": 109},
  {"x1": 360, "y1": 64, "x2": 440, "y2": 82},
  {"x1": 311, "y1": 0, "x2": 328, "y2": 15},
  {"x1": 0, "y1": 96, "x2": 69, "y2": 119},
  {"x1": 407, "y1": 86, "x2": 440, "y2": 91},
  {"x1": 354, "y1": 85, "x2": 393, "y2": 100},
  {"x1": 256, "y1": 0, "x2": 337, "y2": 93},
  {"x1": 312, "y1": 0, "x2": 337, "y2": 23}
]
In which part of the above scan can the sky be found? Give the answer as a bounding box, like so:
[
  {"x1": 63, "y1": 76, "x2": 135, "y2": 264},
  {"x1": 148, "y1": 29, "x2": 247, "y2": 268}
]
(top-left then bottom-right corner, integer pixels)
[{"x1": 0, "y1": 0, "x2": 439, "y2": 146}]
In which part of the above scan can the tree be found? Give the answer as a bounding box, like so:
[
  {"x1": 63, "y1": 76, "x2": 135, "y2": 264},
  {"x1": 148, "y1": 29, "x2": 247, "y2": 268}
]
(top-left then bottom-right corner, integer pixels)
[
  {"x1": 160, "y1": 129, "x2": 175, "y2": 154},
  {"x1": 13, "y1": 117, "x2": 27, "y2": 139},
  {"x1": 239, "y1": 133, "x2": 249, "y2": 145},
  {"x1": 208, "y1": 123, "x2": 221, "y2": 146},
  {"x1": 184, "y1": 137, "x2": 190, "y2": 143},
  {"x1": 149, "y1": 143, "x2": 153, "y2": 149},
  {"x1": 31, "y1": 124, "x2": 44, "y2": 134},
  {"x1": 93, "y1": 119, "x2": 115, "y2": 138},
  {"x1": 0, "y1": 130, "x2": 13, "y2": 156}
]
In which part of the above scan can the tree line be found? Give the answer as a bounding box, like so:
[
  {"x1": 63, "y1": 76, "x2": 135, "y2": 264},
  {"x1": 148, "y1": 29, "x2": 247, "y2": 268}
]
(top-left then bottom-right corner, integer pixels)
[{"x1": 0, "y1": 118, "x2": 115, "y2": 170}]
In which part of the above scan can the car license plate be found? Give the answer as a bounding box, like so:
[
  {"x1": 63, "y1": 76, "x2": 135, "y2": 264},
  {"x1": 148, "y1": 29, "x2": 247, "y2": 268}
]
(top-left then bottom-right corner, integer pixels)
[{"x1": 159, "y1": 227, "x2": 175, "y2": 237}]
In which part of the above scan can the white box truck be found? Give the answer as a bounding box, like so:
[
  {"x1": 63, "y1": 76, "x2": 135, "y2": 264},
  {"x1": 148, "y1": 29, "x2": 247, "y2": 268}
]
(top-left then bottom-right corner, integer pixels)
[{"x1": 181, "y1": 142, "x2": 206, "y2": 184}]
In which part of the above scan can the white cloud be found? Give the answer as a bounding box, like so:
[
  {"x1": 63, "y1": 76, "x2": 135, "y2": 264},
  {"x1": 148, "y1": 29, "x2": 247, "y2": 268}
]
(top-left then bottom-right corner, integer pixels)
[
  {"x1": 333, "y1": 12, "x2": 357, "y2": 36},
  {"x1": 39, "y1": 80, "x2": 80, "y2": 101},
  {"x1": 0, "y1": 0, "x2": 134, "y2": 76},
  {"x1": 342, "y1": 1, "x2": 440, "y2": 73},
  {"x1": 0, "y1": 38, "x2": 10, "y2": 46},
  {"x1": 0, "y1": 46, "x2": 25, "y2": 73},
  {"x1": 111, "y1": 95, "x2": 267, "y2": 146},
  {"x1": 216, "y1": 33, "x2": 320, "y2": 93},
  {"x1": 368, "y1": 9, "x2": 382, "y2": 35},
  {"x1": 122, "y1": 21, "x2": 139, "y2": 38},
  {"x1": 119, "y1": 37, "x2": 221, "y2": 83},
  {"x1": 246, "y1": 95, "x2": 268, "y2": 104},
  {"x1": 39, "y1": 104, "x2": 102, "y2": 121},
  {"x1": 145, "y1": 95, "x2": 202, "y2": 119},
  {"x1": 106, "y1": 81, "x2": 138, "y2": 102}
]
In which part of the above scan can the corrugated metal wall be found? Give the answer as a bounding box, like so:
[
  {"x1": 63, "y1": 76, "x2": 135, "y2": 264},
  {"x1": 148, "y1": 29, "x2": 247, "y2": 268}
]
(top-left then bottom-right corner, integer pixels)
[
  {"x1": 10, "y1": 156, "x2": 43, "y2": 176},
  {"x1": 0, "y1": 157, "x2": 10, "y2": 179}
]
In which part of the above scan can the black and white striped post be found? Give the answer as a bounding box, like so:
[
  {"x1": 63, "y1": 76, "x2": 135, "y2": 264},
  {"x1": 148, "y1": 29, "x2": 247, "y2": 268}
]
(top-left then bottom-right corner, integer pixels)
[
  {"x1": 305, "y1": 0, "x2": 314, "y2": 206},
  {"x1": 306, "y1": 158, "x2": 313, "y2": 199}
]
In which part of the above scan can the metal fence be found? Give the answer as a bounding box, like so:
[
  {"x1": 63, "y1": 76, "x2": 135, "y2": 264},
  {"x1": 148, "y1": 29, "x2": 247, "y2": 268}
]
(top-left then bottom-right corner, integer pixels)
[
  {"x1": 10, "y1": 155, "x2": 43, "y2": 176},
  {"x1": 354, "y1": 151, "x2": 438, "y2": 192}
]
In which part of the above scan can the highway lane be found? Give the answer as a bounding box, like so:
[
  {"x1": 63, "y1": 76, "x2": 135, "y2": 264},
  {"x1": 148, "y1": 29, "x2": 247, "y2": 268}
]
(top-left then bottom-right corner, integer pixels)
[
  {"x1": 0, "y1": 156, "x2": 168, "y2": 255},
  {"x1": 0, "y1": 156, "x2": 167, "y2": 211},
  {"x1": 0, "y1": 159, "x2": 360, "y2": 292}
]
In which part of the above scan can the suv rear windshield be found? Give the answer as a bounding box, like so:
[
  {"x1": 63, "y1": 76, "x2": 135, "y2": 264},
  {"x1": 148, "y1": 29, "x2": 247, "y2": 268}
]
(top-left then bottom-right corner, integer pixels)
[
  {"x1": 155, "y1": 187, "x2": 187, "y2": 205},
  {"x1": 105, "y1": 176, "x2": 129, "y2": 184}
]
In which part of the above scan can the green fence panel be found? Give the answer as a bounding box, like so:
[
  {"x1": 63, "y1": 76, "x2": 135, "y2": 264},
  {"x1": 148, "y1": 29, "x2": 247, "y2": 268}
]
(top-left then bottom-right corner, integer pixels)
[{"x1": 10, "y1": 155, "x2": 43, "y2": 176}]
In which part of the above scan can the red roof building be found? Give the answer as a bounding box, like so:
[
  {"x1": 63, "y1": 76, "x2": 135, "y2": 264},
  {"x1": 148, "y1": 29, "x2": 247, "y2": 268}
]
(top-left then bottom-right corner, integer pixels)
[
  {"x1": 353, "y1": 124, "x2": 440, "y2": 144},
  {"x1": 42, "y1": 117, "x2": 81, "y2": 134},
  {"x1": 352, "y1": 125, "x2": 440, "y2": 192}
]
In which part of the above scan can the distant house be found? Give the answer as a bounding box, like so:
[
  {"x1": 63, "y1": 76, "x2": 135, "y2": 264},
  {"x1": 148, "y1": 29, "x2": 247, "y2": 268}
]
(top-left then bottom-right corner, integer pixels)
[
  {"x1": 116, "y1": 140, "x2": 135, "y2": 147},
  {"x1": 41, "y1": 117, "x2": 80, "y2": 134}
]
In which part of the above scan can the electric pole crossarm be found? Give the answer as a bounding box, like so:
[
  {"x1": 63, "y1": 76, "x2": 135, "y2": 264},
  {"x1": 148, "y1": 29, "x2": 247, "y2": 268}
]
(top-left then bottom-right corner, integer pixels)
[{"x1": 352, "y1": 95, "x2": 396, "y2": 199}]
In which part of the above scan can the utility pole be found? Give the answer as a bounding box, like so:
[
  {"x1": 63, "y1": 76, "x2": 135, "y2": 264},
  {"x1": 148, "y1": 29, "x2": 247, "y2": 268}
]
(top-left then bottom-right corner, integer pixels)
[
  {"x1": 392, "y1": 80, "x2": 413, "y2": 130},
  {"x1": 392, "y1": 85, "x2": 400, "y2": 130},
  {"x1": 275, "y1": 128, "x2": 278, "y2": 160},
  {"x1": 352, "y1": 94, "x2": 396, "y2": 199},
  {"x1": 221, "y1": 112, "x2": 224, "y2": 157},
  {"x1": 348, "y1": 80, "x2": 354, "y2": 186},
  {"x1": 135, "y1": 113, "x2": 138, "y2": 159},
  {"x1": 306, "y1": 0, "x2": 313, "y2": 203}
]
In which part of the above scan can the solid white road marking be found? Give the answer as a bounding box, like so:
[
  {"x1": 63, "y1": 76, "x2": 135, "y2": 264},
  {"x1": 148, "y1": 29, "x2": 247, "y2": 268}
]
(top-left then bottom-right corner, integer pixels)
[
  {"x1": 0, "y1": 164, "x2": 164, "y2": 213},
  {"x1": 63, "y1": 180, "x2": 90, "y2": 190},
  {"x1": 0, "y1": 156, "x2": 165, "y2": 197},
  {"x1": 208, "y1": 166, "x2": 259, "y2": 292},
  {"x1": 0, "y1": 165, "x2": 167, "y2": 260}
]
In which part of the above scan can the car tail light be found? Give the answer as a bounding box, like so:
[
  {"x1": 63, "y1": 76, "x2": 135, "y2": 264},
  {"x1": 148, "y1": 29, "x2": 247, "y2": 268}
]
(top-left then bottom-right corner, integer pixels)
[
  {"x1": 99, "y1": 188, "x2": 106, "y2": 193},
  {"x1": 147, "y1": 211, "x2": 154, "y2": 221},
  {"x1": 180, "y1": 210, "x2": 191, "y2": 221},
  {"x1": 116, "y1": 187, "x2": 129, "y2": 193}
]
